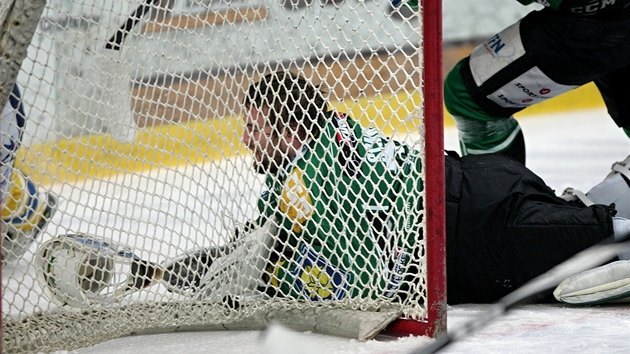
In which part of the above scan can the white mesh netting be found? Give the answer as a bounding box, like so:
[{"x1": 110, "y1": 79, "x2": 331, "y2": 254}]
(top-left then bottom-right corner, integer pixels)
[{"x1": 2, "y1": 1, "x2": 444, "y2": 352}]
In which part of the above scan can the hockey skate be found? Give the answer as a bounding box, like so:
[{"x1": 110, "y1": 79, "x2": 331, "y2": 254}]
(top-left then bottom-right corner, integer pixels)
[
  {"x1": 2, "y1": 186, "x2": 58, "y2": 263},
  {"x1": 561, "y1": 155, "x2": 630, "y2": 218}
]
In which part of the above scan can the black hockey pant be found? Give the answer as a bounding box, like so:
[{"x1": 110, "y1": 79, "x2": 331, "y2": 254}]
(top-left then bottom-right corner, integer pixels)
[{"x1": 444, "y1": 153, "x2": 614, "y2": 304}]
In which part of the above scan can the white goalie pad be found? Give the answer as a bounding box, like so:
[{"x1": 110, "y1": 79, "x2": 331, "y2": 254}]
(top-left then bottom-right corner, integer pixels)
[
  {"x1": 194, "y1": 216, "x2": 278, "y2": 303},
  {"x1": 553, "y1": 260, "x2": 630, "y2": 305}
]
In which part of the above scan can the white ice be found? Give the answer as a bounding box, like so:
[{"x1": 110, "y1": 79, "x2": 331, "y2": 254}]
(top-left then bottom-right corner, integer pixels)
[{"x1": 35, "y1": 107, "x2": 630, "y2": 353}]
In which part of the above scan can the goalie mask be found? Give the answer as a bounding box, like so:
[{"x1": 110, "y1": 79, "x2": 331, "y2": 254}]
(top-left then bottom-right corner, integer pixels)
[{"x1": 36, "y1": 234, "x2": 163, "y2": 308}]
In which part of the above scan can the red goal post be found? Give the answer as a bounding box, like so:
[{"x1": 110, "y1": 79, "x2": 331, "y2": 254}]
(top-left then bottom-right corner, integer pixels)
[
  {"x1": 384, "y1": 0, "x2": 446, "y2": 337},
  {"x1": 2, "y1": 0, "x2": 445, "y2": 351}
]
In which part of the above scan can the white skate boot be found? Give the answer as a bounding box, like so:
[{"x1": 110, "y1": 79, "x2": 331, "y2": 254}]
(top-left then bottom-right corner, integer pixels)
[{"x1": 586, "y1": 155, "x2": 630, "y2": 219}]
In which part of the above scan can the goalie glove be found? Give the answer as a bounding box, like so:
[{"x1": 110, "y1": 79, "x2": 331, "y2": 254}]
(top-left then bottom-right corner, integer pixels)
[
  {"x1": 36, "y1": 234, "x2": 164, "y2": 308},
  {"x1": 161, "y1": 246, "x2": 224, "y2": 295},
  {"x1": 161, "y1": 219, "x2": 258, "y2": 295},
  {"x1": 193, "y1": 216, "x2": 278, "y2": 303},
  {"x1": 553, "y1": 260, "x2": 630, "y2": 305}
]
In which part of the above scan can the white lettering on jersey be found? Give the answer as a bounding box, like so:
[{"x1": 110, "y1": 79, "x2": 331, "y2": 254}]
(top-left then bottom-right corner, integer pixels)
[
  {"x1": 571, "y1": 0, "x2": 617, "y2": 15},
  {"x1": 363, "y1": 128, "x2": 398, "y2": 173},
  {"x1": 487, "y1": 66, "x2": 578, "y2": 109},
  {"x1": 469, "y1": 21, "x2": 526, "y2": 86}
]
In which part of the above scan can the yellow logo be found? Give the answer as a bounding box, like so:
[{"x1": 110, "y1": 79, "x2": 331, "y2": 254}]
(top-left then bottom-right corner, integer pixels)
[
  {"x1": 300, "y1": 265, "x2": 334, "y2": 300},
  {"x1": 279, "y1": 168, "x2": 313, "y2": 233},
  {"x1": 269, "y1": 261, "x2": 286, "y2": 288}
]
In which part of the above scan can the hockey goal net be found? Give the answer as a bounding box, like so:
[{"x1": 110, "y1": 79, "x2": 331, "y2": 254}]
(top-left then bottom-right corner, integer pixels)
[{"x1": 2, "y1": 0, "x2": 444, "y2": 352}]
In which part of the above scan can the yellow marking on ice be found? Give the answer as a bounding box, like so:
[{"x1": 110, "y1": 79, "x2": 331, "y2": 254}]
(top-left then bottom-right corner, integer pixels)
[{"x1": 16, "y1": 84, "x2": 604, "y2": 185}]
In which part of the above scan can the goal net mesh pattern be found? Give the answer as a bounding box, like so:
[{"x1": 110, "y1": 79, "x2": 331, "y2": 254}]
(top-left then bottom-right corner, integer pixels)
[{"x1": 2, "y1": 1, "x2": 444, "y2": 352}]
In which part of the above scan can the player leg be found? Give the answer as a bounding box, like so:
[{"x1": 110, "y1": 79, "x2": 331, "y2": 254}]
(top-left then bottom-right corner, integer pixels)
[
  {"x1": 553, "y1": 146, "x2": 630, "y2": 306},
  {"x1": 445, "y1": 59, "x2": 526, "y2": 163},
  {"x1": 2, "y1": 170, "x2": 58, "y2": 262},
  {"x1": 580, "y1": 62, "x2": 630, "y2": 211},
  {"x1": 594, "y1": 64, "x2": 630, "y2": 140},
  {"x1": 1, "y1": 84, "x2": 57, "y2": 262},
  {"x1": 563, "y1": 63, "x2": 630, "y2": 222},
  {"x1": 561, "y1": 66, "x2": 630, "y2": 259},
  {"x1": 446, "y1": 153, "x2": 615, "y2": 304},
  {"x1": 444, "y1": 9, "x2": 630, "y2": 165}
]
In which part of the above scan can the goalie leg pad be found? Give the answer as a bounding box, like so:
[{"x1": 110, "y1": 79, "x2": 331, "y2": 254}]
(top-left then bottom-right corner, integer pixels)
[{"x1": 554, "y1": 260, "x2": 630, "y2": 305}]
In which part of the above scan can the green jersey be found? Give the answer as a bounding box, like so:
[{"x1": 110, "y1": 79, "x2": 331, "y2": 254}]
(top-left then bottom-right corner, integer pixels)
[{"x1": 256, "y1": 112, "x2": 424, "y2": 302}]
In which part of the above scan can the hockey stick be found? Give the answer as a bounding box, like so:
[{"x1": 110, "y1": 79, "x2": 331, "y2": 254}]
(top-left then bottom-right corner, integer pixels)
[
  {"x1": 36, "y1": 232, "x2": 230, "y2": 307},
  {"x1": 37, "y1": 218, "x2": 269, "y2": 307},
  {"x1": 413, "y1": 235, "x2": 630, "y2": 354},
  {"x1": 105, "y1": 0, "x2": 158, "y2": 52},
  {"x1": 96, "y1": 0, "x2": 157, "y2": 142}
]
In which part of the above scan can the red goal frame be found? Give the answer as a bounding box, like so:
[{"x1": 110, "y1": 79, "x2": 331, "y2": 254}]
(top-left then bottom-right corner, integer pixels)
[{"x1": 384, "y1": 0, "x2": 446, "y2": 338}]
